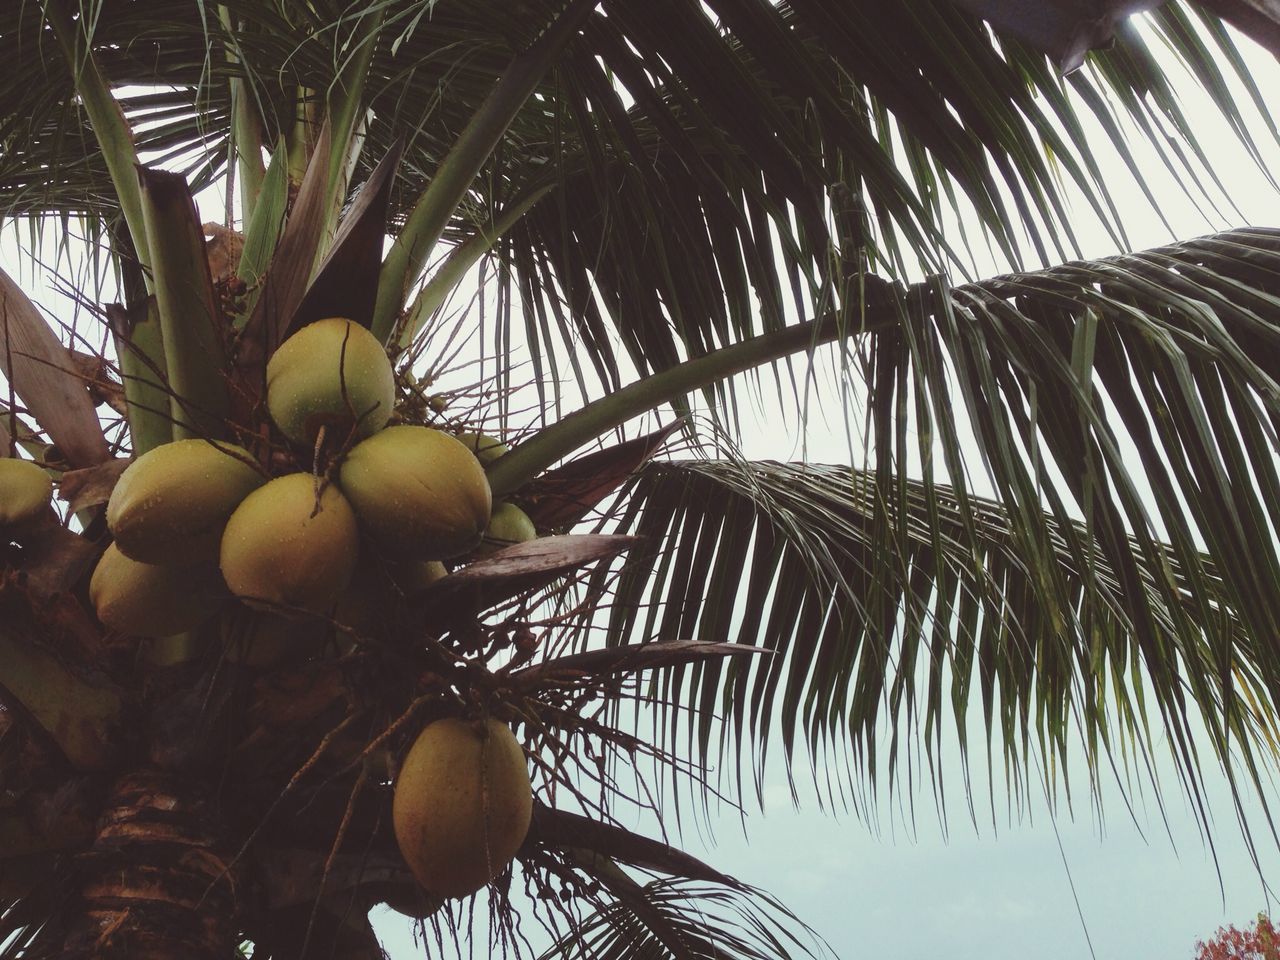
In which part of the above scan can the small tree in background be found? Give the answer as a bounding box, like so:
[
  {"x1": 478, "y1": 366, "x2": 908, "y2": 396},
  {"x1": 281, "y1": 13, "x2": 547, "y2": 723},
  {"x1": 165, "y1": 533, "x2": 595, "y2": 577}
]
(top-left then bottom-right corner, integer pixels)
[{"x1": 1196, "y1": 914, "x2": 1280, "y2": 960}]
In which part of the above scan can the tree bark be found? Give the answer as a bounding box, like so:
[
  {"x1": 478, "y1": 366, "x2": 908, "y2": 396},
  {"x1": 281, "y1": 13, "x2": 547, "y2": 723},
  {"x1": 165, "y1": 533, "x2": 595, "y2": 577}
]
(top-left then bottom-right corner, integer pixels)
[{"x1": 61, "y1": 769, "x2": 240, "y2": 959}]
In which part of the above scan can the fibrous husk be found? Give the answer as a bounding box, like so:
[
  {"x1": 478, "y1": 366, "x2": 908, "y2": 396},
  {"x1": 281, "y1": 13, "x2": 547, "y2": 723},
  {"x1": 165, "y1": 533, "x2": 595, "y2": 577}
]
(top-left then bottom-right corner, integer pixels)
[
  {"x1": 392, "y1": 717, "x2": 532, "y2": 898},
  {"x1": 267, "y1": 317, "x2": 395, "y2": 447},
  {"x1": 219, "y1": 473, "x2": 359, "y2": 614},
  {"x1": 106, "y1": 439, "x2": 265, "y2": 565},
  {"x1": 338, "y1": 426, "x2": 491, "y2": 561},
  {"x1": 89, "y1": 542, "x2": 225, "y2": 637},
  {"x1": 0, "y1": 458, "x2": 53, "y2": 535}
]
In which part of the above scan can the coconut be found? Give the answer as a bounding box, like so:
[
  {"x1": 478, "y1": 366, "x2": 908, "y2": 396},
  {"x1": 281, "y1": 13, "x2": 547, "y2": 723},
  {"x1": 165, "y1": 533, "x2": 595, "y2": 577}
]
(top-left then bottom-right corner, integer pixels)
[
  {"x1": 219, "y1": 473, "x2": 359, "y2": 613},
  {"x1": 107, "y1": 439, "x2": 265, "y2": 566},
  {"x1": 388, "y1": 559, "x2": 448, "y2": 595},
  {"x1": 392, "y1": 717, "x2": 532, "y2": 898},
  {"x1": 90, "y1": 543, "x2": 224, "y2": 636},
  {"x1": 478, "y1": 502, "x2": 536, "y2": 555},
  {"x1": 0, "y1": 458, "x2": 52, "y2": 534},
  {"x1": 338, "y1": 426, "x2": 491, "y2": 560},
  {"x1": 378, "y1": 884, "x2": 444, "y2": 921},
  {"x1": 456, "y1": 432, "x2": 508, "y2": 466},
  {"x1": 267, "y1": 317, "x2": 395, "y2": 447}
]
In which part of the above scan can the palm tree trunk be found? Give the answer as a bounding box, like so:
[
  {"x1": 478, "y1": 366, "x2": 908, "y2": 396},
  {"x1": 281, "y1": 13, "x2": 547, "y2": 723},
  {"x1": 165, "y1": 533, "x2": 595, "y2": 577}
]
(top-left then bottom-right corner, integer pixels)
[{"x1": 61, "y1": 770, "x2": 240, "y2": 959}]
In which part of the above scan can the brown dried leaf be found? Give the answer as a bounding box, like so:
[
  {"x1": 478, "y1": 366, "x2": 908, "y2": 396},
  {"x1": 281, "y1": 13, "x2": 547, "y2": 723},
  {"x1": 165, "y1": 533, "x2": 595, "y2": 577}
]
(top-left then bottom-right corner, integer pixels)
[
  {"x1": 517, "y1": 422, "x2": 682, "y2": 529},
  {"x1": 286, "y1": 140, "x2": 403, "y2": 340},
  {"x1": 233, "y1": 663, "x2": 349, "y2": 761},
  {"x1": 10, "y1": 524, "x2": 99, "y2": 601},
  {"x1": 244, "y1": 120, "x2": 335, "y2": 358},
  {"x1": 69, "y1": 350, "x2": 127, "y2": 415},
  {"x1": 419, "y1": 534, "x2": 641, "y2": 622},
  {"x1": 58, "y1": 458, "x2": 129, "y2": 515},
  {"x1": 204, "y1": 222, "x2": 245, "y2": 282},
  {"x1": 0, "y1": 267, "x2": 110, "y2": 468}
]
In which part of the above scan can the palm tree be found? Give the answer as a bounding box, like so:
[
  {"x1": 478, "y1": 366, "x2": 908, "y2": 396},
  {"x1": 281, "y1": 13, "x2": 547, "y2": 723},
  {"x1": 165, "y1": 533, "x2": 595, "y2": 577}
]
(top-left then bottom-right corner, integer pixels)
[{"x1": 3, "y1": 1, "x2": 1280, "y2": 956}]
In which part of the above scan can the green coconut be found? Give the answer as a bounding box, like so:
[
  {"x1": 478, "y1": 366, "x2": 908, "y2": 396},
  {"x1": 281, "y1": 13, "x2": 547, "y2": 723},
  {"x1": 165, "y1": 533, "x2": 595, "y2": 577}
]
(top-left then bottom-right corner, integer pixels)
[
  {"x1": 219, "y1": 473, "x2": 359, "y2": 613},
  {"x1": 0, "y1": 458, "x2": 53, "y2": 534},
  {"x1": 107, "y1": 439, "x2": 265, "y2": 566},
  {"x1": 267, "y1": 317, "x2": 396, "y2": 447},
  {"x1": 392, "y1": 717, "x2": 532, "y2": 898},
  {"x1": 456, "y1": 432, "x2": 509, "y2": 466},
  {"x1": 388, "y1": 559, "x2": 448, "y2": 595},
  {"x1": 478, "y1": 502, "x2": 537, "y2": 556},
  {"x1": 338, "y1": 426, "x2": 491, "y2": 560},
  {"x1": 90, "y1": 543, "x2": 224, "y2": 637}
]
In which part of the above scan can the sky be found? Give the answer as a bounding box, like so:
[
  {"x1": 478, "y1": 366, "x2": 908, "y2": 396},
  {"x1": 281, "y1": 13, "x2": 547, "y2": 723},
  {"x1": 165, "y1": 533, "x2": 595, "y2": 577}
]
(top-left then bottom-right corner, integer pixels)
[{"x1": 5, "y1": 7, "x2": 1280, "y2": 960}]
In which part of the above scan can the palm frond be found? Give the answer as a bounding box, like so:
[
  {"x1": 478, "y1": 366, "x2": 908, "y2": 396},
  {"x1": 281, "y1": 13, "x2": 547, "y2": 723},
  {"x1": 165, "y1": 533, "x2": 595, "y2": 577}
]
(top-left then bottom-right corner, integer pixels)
[
  {"x1": 595, "y1": 451, "x2": 1277, "y2": 822},
  {"x1": 3, "y1": 3, "x2": 1276, "y2": 416},
  {"x1": 536, "y1": 875, "x2": 830, "y2": 960}
]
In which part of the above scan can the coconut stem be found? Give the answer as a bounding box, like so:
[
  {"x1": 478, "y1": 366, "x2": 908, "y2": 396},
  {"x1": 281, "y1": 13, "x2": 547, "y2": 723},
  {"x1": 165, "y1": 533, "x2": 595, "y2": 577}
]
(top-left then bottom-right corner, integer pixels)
[{"x1": 485, "y1": 298, "x2": 907, "y2": 498}]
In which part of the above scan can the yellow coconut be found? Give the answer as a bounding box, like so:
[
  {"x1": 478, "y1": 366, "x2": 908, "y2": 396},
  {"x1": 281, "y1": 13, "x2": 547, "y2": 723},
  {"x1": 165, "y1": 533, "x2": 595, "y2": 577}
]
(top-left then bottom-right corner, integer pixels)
[
  {"x1": 478, "y1": 502, "x2": 537, "y2": 556},
  {"x1": 456, "y1": 432, "x2": 509, "y2": 466},
  {"x1": 107, "y1": 439, "x2": 265, "y2": 566},
  {"x1": 219, "y1": 473, "x2": 359, "y2": 614},
  {"x1": 90, "y1": 543, "x2": 224, "y2": 636},
  {"x1": 267, "y1": 317, "x2": 395, "y2": 447},
  {"x1": 338, "y1": 426, "x2": 491, "y2": 560},
  {"x1": 0, "y1": 458, "x2": 52, "y2": 534},
  {"x1": 392, "y1": 717, "x2": 532, "y2": 898}
]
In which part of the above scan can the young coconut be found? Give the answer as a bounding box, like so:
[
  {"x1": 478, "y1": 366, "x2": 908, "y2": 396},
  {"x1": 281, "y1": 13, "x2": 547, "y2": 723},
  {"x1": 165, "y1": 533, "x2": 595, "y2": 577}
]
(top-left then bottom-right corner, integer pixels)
[
  {"x1": 90, "y1": 543, "x2": 224, "y2": 637},
  {"x1": 456, "y1": 432, "x2": 508, "y2": 466},
  {"x1": 387, "y1": 559, "x2": 448, "y2": 595},
  {"x1": 267, "y1": 317, "x2": 395, "y2": 447},
  {"x1": 107, "y1": 439, "x2": 265, "y2": 566},
  {"x1": 392, "y1": 717, "x2": 532, "y2": 898},
  {"x1": 338, "y1": 426, "x2": 491, "y2": 560},
  {"x1": 220, "y1": 473, "x2": 359, "y2": 614},
  {"x1": 0, "y1": 458, "x2": 53, "y2": 535},
  {"x1": 477, "y1": 502, "x2": 537, "y2": 556}
]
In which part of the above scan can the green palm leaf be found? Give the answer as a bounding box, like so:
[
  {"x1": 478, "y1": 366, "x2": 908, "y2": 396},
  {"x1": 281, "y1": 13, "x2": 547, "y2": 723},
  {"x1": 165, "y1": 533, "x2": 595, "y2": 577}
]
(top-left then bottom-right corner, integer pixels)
[
  {"x1": 597, "y1": 451, "x2": 1275, "y2": 819},
  {"x1": 549, "y1": 230, "x2": 1280, "y2": 823},
  {"x1": 3, "y1": 3, "x2": 1275, "y2": 409},
  {"x1": 536, "y1": 876, "x2": 830, "y2": 960}
]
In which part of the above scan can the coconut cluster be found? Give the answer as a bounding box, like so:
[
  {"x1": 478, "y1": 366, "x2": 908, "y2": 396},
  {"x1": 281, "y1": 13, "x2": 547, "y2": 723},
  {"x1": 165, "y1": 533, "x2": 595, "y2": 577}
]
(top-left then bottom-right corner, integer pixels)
[
  {"x1": 93, "y1": 438, "x2": 264, "y2": 636},
  {"x1": 89, "y1": 316, "x2": 537, "y2": 897},
  {"x1": 91, "y1": 316, "x2": 534, "y2": 642}
]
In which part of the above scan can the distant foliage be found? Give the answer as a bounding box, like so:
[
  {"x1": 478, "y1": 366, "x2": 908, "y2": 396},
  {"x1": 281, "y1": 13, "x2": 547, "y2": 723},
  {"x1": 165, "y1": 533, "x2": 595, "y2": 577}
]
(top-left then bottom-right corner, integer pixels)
[{"x1": 1196, "y1": 914, "x2": 1279, "y2": 960}]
